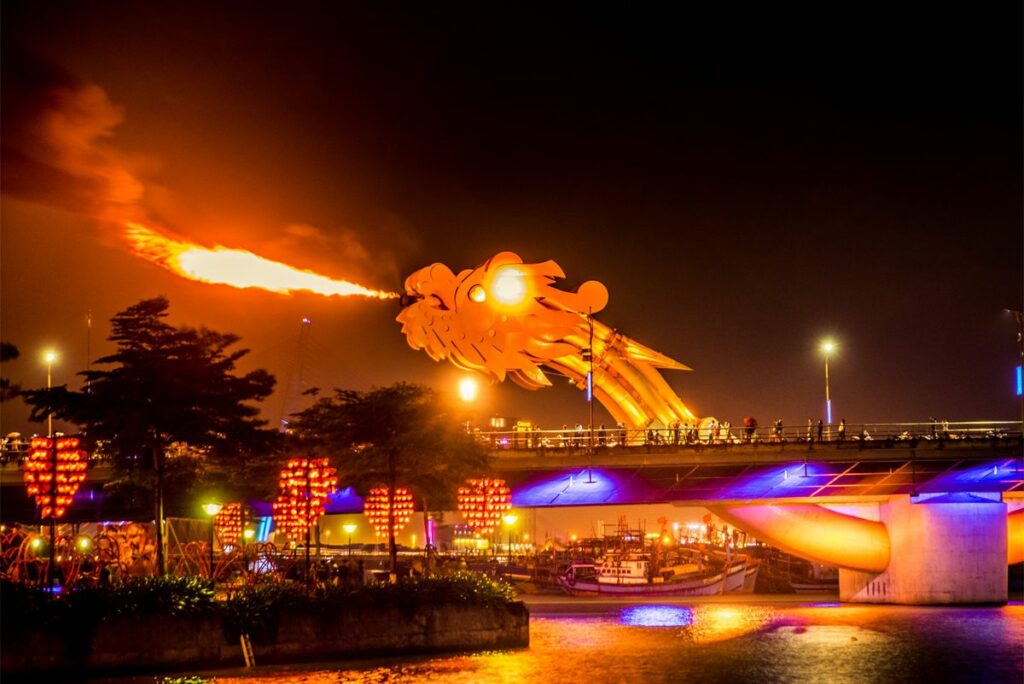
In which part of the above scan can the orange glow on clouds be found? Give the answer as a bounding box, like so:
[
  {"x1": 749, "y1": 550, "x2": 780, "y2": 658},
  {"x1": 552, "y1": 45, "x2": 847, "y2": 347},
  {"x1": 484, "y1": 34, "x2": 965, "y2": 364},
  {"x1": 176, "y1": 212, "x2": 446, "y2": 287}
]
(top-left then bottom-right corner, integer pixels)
[{"x1": 124, "y1": 222, "x2": 396, "y2": 299}]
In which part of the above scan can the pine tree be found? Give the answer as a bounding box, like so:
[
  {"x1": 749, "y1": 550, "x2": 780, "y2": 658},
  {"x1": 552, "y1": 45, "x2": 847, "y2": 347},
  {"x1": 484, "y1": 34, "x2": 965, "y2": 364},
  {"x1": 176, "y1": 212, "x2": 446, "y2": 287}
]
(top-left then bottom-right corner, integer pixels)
[{"x1": 22, "y1": 297, "x2": 277, "y2": 574}]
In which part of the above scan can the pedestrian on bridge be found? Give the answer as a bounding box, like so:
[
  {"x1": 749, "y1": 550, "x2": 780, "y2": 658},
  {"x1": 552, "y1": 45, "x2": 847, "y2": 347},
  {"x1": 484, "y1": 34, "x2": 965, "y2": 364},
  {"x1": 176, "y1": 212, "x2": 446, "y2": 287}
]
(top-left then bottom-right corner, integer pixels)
[
  {"x1": 817, "y1": 419, "x2": 824, "y2": 443},
  {"x1": 838, "y1": 419, "x2": 847, "y2": 442}
]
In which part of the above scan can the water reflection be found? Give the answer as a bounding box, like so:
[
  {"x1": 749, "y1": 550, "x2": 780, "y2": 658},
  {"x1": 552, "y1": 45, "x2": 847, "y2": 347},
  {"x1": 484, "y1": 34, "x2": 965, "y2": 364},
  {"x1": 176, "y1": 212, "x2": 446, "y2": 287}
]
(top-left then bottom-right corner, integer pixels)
[
  {"x1": 619, "y1": 605, "x2": 693, "y2": 627},
  {"x1": 199, "y1": 603, "x2": 1023, "y2": 684}
]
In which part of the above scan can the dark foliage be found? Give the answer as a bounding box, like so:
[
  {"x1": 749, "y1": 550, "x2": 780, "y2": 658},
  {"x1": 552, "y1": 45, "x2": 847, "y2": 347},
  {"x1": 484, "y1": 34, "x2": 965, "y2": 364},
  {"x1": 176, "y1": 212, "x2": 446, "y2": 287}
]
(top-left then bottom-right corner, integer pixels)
[
  {"x1": 288, "y1": 383, "x2": 490, "y2": 570},
  {"x1": 2, "y1": 573, "x2": 515, "y2": 645},
  {"x1": 20, "y1": 298, "x2": 279, "y2": 571},
  {"x1": 0, "y1": 341, "x2": 20, "y2": 402}
]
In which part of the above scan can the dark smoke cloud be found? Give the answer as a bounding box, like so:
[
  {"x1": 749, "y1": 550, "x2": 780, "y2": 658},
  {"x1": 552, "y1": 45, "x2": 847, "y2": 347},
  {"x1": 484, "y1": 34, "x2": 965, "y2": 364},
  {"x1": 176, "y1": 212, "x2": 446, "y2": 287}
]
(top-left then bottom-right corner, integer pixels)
[
  {"x1": 1, "y1": 43, "x2": 145, "y2": 222},
  {"x1": 1, "y1": 43, "x2": 410, "y2": 288}
]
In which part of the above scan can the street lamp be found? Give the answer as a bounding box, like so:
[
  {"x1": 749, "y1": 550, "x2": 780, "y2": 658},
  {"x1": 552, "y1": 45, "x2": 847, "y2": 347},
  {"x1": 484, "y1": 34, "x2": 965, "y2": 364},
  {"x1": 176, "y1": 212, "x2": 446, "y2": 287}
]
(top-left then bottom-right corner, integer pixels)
[
  {"x1": 458, "y1": 376, "x2": 479, "y2": 403},
  {"x1": 43, "y1": 350, "x2": 57, "y2": 437},
  {"x1": 819, "y1": 340, "x2": 837, "y2": 437},
  {"x1": 503, "y1": 513, "x2": 518, "y2": 564},
  {"x1": 343, "y1": 522, "x2": 357, "y2": 556},
  {"x1": 202, "y1": 502, "x2": 222, "y2": 579}
]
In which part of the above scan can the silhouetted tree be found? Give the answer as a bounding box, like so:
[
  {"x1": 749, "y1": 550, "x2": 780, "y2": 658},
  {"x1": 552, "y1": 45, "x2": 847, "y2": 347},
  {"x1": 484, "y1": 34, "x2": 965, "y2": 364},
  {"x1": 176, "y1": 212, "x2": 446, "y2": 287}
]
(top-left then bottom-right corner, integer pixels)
[
  {"x1": 288, "y1": 383, "x2": 489, "y2": 573},
  {"x1": 1, "y1": 342, "x2": 20, "y2": 402},
  {"x1": 22, "y1": 297, "x2": 277, "y2": 574}
]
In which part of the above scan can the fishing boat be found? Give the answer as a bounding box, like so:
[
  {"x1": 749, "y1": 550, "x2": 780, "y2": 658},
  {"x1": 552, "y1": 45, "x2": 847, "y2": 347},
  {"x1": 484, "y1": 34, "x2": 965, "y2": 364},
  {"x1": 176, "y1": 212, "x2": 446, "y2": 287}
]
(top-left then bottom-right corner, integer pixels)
[{"x1": 556, "y1": 551, "x2": 757, "y2": 596}]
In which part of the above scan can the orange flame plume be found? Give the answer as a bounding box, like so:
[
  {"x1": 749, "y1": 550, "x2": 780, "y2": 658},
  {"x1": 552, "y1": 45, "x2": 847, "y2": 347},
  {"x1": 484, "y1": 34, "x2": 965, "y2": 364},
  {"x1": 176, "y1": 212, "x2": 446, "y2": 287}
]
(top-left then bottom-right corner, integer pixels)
[{"x1": 125, "y1": 222, "x2": 397, "y2": 299}]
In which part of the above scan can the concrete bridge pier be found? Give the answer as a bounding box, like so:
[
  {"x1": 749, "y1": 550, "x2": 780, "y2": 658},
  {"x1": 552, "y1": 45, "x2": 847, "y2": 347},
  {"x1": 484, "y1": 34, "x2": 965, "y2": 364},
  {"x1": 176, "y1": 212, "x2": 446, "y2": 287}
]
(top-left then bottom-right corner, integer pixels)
[{"x1": 838, "y1": 494, "x2": 1007, "y2": 605}]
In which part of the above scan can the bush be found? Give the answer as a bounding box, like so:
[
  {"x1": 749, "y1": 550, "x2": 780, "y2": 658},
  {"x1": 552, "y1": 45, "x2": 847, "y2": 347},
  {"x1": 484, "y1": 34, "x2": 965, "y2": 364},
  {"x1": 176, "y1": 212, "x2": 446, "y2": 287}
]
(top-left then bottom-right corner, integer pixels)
[
  {"x1": 1, "y1": 571, "x2": 516, "y2": 644},
  {"x1": 64, "y1": 576, "x2": 216, "y2": 619}
]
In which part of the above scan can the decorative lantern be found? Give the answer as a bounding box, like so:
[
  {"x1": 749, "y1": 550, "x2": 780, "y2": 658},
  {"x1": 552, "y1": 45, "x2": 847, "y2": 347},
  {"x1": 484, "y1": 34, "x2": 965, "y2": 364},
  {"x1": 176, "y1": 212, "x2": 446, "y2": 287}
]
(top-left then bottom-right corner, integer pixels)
[
  {"x1": 363, "y1": 487, "x2": 415, "y2": 537},
  {"x1": 457, "y1": 478, "x2": 511, "y2": 534},
  {"x1": 214, "y1": 502, "x2": 244, "y2": 546},
  {"x1": 272, "y1": 457, "x2": 338, "y2": 540},
  {"x1": 23, "y1": 437, "x2": 88, "y2": 519}
]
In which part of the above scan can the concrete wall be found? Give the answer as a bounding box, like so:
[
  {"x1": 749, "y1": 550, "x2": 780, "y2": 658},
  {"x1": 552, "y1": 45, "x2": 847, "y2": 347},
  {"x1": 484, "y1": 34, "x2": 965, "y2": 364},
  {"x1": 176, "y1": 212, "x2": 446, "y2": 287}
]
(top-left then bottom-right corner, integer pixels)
[
  {"x1": 840, "y1": 495, "x2": 1007, "y2": 605},
  {"x1": 1, "y1": 602, "x2": 529, "y2": 678}
]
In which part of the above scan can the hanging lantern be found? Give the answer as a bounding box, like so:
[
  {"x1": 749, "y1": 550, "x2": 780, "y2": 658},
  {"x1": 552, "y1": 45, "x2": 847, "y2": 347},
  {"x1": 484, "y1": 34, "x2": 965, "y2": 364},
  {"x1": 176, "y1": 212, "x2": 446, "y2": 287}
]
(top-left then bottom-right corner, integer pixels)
[
  {"x1": 214, "y1": 502, "x2": 244, "y2": 546},
  {"x1": 271, "y1": 457, "x2": 338, "y2": 540},
  {"x1": 23, "y1": 437, "x2": 88, "y2": 519},
  {"x1": 363, "y1": 487, "x2": 415, "y2": 537},
  {"x1": 457, "y1": 478, "x2": 511, "y2": 534}
]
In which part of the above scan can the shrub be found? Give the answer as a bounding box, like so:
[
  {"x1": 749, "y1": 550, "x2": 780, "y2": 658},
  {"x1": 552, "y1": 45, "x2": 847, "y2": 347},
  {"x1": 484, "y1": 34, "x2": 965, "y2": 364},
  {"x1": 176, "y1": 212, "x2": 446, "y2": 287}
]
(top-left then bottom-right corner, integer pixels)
[{"x1": 64, "y1": 576, "x2": 216, "y2": 619}]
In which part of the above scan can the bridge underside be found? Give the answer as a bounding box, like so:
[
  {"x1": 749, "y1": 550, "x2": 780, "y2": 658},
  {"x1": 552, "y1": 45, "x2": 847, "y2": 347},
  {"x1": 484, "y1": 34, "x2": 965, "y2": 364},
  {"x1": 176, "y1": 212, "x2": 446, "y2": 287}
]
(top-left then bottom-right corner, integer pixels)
[
  {"x1": 502, "y1": 456, "x2": 1024, "y2": 507},
  {"x1": 499, "y1": 455, "x2": 1023, "y2": 605}
]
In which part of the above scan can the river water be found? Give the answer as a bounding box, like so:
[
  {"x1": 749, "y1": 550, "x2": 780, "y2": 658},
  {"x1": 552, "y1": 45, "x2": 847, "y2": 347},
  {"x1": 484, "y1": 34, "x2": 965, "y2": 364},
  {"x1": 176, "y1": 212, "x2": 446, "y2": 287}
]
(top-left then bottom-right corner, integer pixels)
[{"x1": 192, "y1": 598, "x2": 1023, "y2": 684}]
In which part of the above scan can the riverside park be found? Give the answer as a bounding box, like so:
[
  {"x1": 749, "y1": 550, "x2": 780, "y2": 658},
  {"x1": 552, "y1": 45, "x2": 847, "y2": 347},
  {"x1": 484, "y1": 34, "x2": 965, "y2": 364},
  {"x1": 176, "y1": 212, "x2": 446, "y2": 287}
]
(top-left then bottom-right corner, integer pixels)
[{"x1": 1, "y1": 4, "x2": 1022, "y2": 683}]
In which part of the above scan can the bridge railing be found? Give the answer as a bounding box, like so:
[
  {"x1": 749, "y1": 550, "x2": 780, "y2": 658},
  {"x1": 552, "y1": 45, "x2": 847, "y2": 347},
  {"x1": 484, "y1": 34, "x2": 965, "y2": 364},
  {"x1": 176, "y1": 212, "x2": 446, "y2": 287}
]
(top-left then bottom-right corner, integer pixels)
[
  {"x1": 475, "y1": 420, "x2": 1022, "y2": 451},
  {"x1": 2, "y1": 421, "x2": 1019, "y2": 464}
]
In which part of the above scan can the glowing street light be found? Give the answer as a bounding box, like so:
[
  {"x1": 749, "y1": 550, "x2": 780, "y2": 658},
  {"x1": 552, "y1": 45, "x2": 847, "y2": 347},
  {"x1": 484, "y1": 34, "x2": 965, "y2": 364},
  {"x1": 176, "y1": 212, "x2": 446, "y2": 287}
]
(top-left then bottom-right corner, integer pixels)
[
  {"x1": 457, "y1": 376, "x2": 479, "y2": 403},
  {"x1": 203, "y1": 502, "x2": 223, "y2": 579},
  {"x1": 819, "y1": 339, "x2": 837, "y2": 434},
  {"x1": 503, "y1": 513, "x2": 518, "y2": 564},
  {"x1": 343, "y1": 522, "x2": 357, "y2": 556}
]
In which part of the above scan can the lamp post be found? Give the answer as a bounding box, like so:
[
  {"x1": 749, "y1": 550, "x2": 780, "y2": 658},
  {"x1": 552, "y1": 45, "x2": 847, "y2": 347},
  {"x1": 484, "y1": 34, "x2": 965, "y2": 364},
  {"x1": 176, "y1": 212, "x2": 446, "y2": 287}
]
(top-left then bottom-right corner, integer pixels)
[
  {"x1": 43, "y1": 351, "x2": 57, "y2": 437},
  {"x1": 343, "y1": 522, "x2": 357, "y2": 556},
  {"x1": 202, "y1": 502, "x2": 223, "y2": 580},
  {"x1": 41, "y1": 351, "x2": 59, "y2": 590},
  {"x1": 243, "y1": 527, "x2": 254, "y2": 573},
  {"x1": 457, "y1": 376, "x2": 479, "y2": 434},
  {"x1": 503, "y1": 513, "x2": 518, "y2": 564},
  {"x1": 820, "y1": 340, "x2": 836, "y2": 438}
]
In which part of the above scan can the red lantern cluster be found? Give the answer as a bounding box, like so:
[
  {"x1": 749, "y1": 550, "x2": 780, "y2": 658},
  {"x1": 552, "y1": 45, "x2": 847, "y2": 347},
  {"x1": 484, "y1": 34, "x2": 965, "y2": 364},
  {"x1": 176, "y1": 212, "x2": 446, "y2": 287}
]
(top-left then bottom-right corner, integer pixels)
[
  {"x1": 457, "y1": 478, "x2": 511, "y2": 534},
  {"x1": 363, "y1": 487, "x2": 414, "y2": 537},
  {"x1": 272, "y1": 457, "x2": 338, "y2": 540},
  {"x1": 214, "y1": 502, "x2": 244, "y2": 546},
  {"x1": 23, "y1": 437, "x2": 87, "y2": 519}
]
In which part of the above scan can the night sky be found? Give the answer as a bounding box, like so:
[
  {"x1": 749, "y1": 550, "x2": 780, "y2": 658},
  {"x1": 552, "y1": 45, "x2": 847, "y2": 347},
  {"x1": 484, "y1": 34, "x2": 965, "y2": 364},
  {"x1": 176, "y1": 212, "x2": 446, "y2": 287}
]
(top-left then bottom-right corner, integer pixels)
[{"x1": 2, "y1": 4, "x2": 1021, "y2": 436}]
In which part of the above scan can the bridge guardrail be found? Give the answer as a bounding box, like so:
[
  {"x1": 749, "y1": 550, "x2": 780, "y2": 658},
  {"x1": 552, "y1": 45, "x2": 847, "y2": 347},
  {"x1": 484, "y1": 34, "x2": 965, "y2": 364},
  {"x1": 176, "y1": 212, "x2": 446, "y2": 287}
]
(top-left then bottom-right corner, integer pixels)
[
  {"x1": 2, "y1": 421, "x2": 1019, "y2": 465},
  {"x1": 474, "y1": 421, "x2": 1022, "y2": 451}
]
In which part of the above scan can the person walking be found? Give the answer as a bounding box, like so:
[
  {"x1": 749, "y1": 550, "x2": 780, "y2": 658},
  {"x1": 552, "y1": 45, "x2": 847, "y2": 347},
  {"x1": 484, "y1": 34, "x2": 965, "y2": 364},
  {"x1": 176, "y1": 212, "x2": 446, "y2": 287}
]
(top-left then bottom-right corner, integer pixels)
[
  {"x1": 806, "y1": 418, "x2": 814, "y2": 443},
  {"x1": 816, "y1": 419, "x2": 824, "y2": 443},
  {"x1": 838, "y1": 418, "x2": 847, "y2": 442}
]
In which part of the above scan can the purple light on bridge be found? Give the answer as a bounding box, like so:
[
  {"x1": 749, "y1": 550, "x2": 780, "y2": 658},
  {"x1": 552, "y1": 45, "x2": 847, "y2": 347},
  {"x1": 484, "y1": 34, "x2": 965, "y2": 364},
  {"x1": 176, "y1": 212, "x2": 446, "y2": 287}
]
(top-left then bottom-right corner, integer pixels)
[
  {"x1": 713, "y1": 462, "x2": 832, "y2": 500},
  {"x1": 511, "y1": 468, "x2": 660, "y2": 507},
  {"x1": 915, "y1": 460, "x2": 1019, "y2": 495}
]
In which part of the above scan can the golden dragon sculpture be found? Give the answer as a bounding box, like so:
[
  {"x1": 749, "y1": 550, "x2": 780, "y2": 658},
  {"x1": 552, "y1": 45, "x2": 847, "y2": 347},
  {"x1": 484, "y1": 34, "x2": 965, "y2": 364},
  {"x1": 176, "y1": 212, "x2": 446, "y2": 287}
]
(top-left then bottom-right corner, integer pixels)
[{"x1": 397, "y1": 251, "x2": 697, "y2": 429}]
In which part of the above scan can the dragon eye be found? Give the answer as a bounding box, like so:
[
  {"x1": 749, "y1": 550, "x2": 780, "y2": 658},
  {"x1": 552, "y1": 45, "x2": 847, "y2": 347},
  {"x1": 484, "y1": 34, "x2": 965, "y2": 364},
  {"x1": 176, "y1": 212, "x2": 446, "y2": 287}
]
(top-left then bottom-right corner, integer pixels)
[{"x1": 468, "y1": 285, "x2": 486, "y2": 303}]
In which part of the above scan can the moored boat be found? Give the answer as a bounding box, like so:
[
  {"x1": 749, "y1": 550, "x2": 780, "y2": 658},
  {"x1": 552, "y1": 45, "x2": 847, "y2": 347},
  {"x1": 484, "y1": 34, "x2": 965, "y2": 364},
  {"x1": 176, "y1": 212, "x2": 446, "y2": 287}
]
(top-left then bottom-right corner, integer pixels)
[{"x1": 557, "y1": 555, "x2": 755, "y2": 596}]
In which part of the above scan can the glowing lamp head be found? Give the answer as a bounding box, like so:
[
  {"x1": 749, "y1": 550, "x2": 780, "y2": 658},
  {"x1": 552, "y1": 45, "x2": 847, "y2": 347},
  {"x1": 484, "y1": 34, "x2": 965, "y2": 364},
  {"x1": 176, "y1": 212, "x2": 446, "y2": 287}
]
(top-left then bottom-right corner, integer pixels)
[
  {"x1": 820, "y1": 340, "x2": 836, "y2": 355},
  {"x1": 343, "y1": 523, "x2": 357, "y2": 534},
  {"x1": 243, "y1": 528, "x2": 255, "y2": 540},
  {"x1": 503, "y1": 513, "x2": 518, "y2": 526},
  {"x1": 203, "y1": 502, "x2": 223, "y2": 516},
  {"x1": 490, "y1": 266, "x2": 527, "y2": 306},
  {"x1": 43, "y1": 350, "x2": 57, "y2": 364},
  {"x1": 458, "y1": 376, "x2": 479, "y2": 402},
  {"x1": 31, "y1": 537, "x2": 42, "y2": 550},
  {"x1": 78, "y1": 537, "x2": 92, "y2": 550}
]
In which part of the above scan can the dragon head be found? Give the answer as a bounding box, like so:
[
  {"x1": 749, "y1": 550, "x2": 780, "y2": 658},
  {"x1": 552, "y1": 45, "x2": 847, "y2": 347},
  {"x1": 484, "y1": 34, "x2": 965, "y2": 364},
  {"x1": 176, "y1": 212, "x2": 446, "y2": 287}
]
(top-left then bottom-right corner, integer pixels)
[{"x1": 397, "y1": 251, "x2": 609, "y2": 388}]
